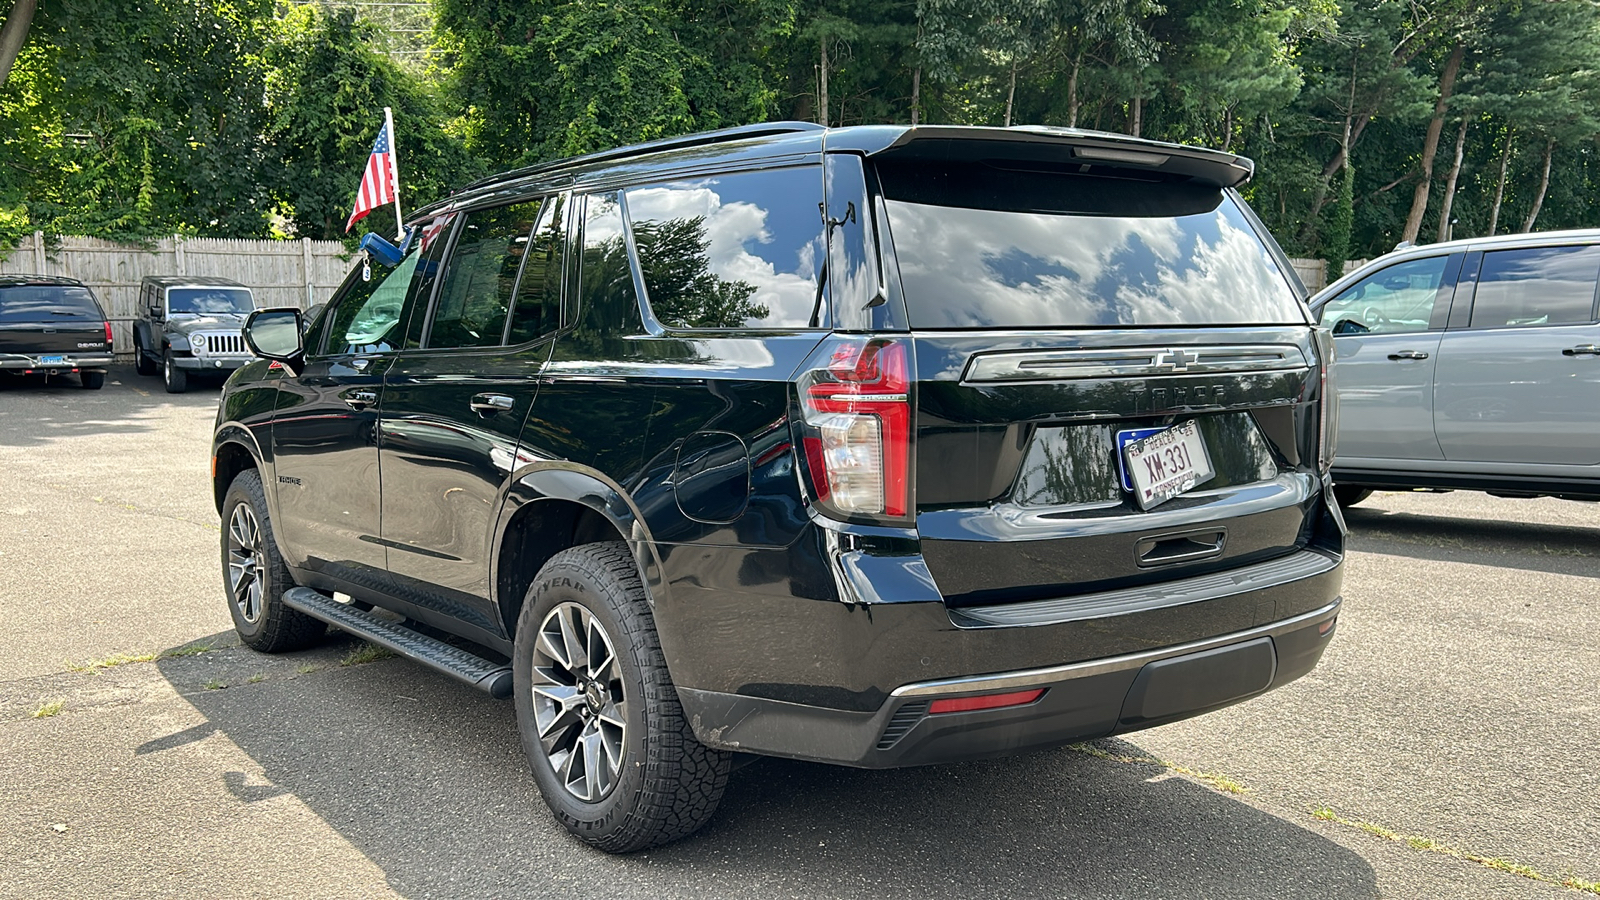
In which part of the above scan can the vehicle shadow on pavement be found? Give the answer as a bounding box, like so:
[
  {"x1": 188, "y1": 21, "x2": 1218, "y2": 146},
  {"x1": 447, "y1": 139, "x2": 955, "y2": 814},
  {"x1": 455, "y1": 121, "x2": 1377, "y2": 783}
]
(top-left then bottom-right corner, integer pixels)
[
  {"x1": 1345, "y1": 506, "x2": 1600, "y2": 579},
  {"x1": 0, "y1": 365, "x2": 219, "y2": 448},
  {"x1": 158, "y1": 638, "x2": 1378, "y2": 900}
]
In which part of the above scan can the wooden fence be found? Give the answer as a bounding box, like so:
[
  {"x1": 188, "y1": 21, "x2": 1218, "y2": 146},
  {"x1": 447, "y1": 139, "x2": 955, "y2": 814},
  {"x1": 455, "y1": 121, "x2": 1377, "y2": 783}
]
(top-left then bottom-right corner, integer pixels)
[
  {"x1": 1, "y1": 231, "x2": 1364, "y2": 357},
  {"x1": 1, "y1": 232, "x2": 355, "y2": 354}
]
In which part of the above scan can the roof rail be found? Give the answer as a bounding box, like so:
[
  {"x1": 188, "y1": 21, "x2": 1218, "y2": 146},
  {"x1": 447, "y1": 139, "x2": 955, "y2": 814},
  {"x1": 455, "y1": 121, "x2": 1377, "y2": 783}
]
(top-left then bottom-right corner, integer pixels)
[{"x1": 462, "y1": 121, "x2": 827, "y2": 192}]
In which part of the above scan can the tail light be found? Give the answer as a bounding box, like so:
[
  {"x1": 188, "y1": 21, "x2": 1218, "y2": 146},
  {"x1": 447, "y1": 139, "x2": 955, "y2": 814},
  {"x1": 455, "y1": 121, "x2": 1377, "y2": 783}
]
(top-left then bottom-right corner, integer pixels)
[
  {"x1": 797, "y1": 337, "x2": 912, "y2": 519},
  {"x1": 1314, "y1": 328, "x2": 1338, "y2": 475},
  {"x1": 103, "y1": 321, "x2": 114, "y2": 347}
]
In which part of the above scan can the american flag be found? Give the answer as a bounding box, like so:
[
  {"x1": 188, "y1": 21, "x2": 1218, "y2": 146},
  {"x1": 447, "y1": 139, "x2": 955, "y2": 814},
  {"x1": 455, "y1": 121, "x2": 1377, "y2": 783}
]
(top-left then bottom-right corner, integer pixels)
[{"x1": 345, "y1": 121, "x2": 397, "y2": 232}]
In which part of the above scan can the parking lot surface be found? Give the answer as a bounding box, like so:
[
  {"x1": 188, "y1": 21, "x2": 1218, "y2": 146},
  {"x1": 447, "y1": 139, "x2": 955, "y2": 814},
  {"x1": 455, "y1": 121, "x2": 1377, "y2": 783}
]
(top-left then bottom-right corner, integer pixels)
[{"x1": 2, "y1": 368, "x2": 1596, "y2": 899}]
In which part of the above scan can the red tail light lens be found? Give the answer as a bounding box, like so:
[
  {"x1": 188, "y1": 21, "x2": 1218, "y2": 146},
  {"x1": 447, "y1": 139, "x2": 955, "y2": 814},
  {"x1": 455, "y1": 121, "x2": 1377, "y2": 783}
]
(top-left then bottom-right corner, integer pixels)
[
  {"x1": 103, "y1": 321, "x2": 114, "y2": 346},
  {"x1": 798, "y1": 338, "x2": 911, "y2": 518},
  {"x1": 929, "y1": 689, "x2": 1045, "y2": 715},
  {"x1": 1314, "y1": 329, "x2": 1338, "y2": 475}
]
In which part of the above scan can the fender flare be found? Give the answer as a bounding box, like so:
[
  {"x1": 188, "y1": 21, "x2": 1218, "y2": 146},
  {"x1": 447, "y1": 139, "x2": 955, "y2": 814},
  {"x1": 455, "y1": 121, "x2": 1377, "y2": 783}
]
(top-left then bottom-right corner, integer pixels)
[
  {"x1": 491, "y1": 461, "x2": 670, "y2": 616},
  {"x1": 211, "y1": 423, "x2": 275, "y2": 520}
]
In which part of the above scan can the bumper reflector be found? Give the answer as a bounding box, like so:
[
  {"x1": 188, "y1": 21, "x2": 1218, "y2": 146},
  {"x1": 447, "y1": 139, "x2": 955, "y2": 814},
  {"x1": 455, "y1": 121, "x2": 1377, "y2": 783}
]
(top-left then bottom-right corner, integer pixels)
[{"x1": 928, "y1": 688, "x2": 1045, "y2": 715}]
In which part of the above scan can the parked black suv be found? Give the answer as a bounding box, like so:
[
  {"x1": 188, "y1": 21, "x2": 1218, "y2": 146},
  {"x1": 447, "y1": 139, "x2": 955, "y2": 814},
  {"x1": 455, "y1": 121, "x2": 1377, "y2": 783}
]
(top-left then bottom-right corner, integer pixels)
[
  {"x1": 0, "y1": 275, "x2": 114, "y2": 388},
  {"x1": 213, "y1": 123, "x2": 1345, "y2": 852}
]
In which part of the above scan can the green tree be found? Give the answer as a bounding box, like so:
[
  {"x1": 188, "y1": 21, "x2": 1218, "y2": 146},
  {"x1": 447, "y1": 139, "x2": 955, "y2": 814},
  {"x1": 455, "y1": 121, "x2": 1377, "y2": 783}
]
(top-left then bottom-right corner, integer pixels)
[{"x1": 266, "y1": 5, "x2": 478, "y2": 240}]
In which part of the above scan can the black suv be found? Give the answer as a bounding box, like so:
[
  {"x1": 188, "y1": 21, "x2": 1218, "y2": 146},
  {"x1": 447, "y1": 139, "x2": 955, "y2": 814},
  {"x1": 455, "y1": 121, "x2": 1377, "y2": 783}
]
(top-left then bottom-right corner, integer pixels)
[
  {"x1": 214, "y1": 123, "x2": 1345, "y2": 852},
  {"x1": 0, "y1": 275, "x2": 114, "y2": 388}
]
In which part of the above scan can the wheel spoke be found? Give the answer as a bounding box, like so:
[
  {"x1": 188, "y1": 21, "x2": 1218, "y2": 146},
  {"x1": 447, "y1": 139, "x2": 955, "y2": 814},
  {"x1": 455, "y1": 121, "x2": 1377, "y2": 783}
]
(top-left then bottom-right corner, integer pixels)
[
  {"x1": 579, "y1": 724, "x2": 604, "y2": 801},
  {"x1": 558, "y1": 606, "x2": 588, "y2": 673},
  {"x1": 535, "y1": 628, "x2": 569, "y2": 669}
]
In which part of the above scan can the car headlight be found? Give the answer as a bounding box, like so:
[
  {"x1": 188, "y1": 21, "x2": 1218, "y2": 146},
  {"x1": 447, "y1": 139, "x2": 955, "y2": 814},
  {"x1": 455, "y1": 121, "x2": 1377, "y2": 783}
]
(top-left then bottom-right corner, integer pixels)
[{"x1": 191, "y1": 334, "x2": 206, "y2": 352}]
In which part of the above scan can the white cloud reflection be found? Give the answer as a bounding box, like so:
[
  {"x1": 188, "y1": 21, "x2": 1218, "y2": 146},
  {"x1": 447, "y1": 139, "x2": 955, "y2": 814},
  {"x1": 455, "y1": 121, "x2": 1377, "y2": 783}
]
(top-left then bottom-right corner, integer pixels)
[
  {"x1": 886, "y1": 200, "x2": 1299, "y2": 328},
  {"x1": 627, "y1": 183, "x2": 818, "y2": 327}
]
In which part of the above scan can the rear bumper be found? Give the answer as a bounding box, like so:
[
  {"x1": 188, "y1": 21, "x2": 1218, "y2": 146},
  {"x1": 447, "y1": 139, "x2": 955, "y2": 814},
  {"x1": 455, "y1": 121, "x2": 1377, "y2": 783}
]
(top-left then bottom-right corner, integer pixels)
[
  {"x1": 679, "y1": 597, "x2": 1339, "y2": 767},
  {"x1": 0, "y1": 353, "x2": 114, "y2": 371}
]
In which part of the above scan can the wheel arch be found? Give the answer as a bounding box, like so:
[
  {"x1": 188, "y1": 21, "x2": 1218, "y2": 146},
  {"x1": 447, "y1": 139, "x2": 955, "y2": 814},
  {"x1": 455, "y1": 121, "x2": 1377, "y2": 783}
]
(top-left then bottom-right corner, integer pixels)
[
  {"x1": 212, "y1": 428, "x2": 265, "y2": 515},
  {"x1": 492, "y1": 463, "x2": 669, "y2": 642}
]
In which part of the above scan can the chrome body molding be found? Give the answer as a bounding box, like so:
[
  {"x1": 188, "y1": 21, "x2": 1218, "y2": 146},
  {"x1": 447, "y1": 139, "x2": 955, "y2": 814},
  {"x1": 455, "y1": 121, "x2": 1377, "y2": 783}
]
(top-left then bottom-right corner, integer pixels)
[{"x1": 962, "y1": 343, "x2": 1310, "y2": 384}]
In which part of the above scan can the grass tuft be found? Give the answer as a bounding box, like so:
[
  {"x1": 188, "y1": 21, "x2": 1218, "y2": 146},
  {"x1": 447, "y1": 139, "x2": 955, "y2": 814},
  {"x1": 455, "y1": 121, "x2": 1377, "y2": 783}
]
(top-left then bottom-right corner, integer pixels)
[
  {"x1": 246, "y1": 673, "x2": 266, "y2": 684},
  {"x1": 31, "y1": 699, "x2": 66, "y2": 718},
  {"x1": 295, "y1": 663, "x2": 318, "y2": 674},
  {"x1": 1311, "y1": 805, "x2": 1600, "y2": 894},
  {"x1": 203, "y1": 679, "x2": 226, "y2": 691},
  {"x1": 65, "y1": 641, "x2": 221, "y2": 674},
  {"x1": 340, "y1": 642, "x2": 395, "y2": 667}
]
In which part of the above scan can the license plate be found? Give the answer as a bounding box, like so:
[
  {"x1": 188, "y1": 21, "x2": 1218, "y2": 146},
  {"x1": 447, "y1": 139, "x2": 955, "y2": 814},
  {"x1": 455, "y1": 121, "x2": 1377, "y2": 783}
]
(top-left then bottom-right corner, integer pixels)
[
  {"x1": 39, "y1": 355, "x2": 66, "y2": 365},
  {"x1": 1122, "y1": 420, "x2": 1215, "y2": 510}
]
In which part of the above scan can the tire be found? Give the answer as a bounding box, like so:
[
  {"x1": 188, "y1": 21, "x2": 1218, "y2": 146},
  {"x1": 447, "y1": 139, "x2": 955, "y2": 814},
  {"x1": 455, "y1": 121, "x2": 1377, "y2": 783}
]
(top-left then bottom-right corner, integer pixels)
[
  {"x1": 134, "y1": 336, "x2": 156, "y2": 376},
  {"x1": 1333, "y1": 484, "x2": 1373, "y2": 508},
  {"x1": 163, "y1": 349, "x2": 188, "y2": 393},
  {"x1": 513, "y1": 542, "x2": 731, "y2": 853},
  {"x1": 79, "y1": 371, "x2": 105, "y2": 390},
  {"x1": 221, "y1": 468, "x2": 324, "y2": 653}
]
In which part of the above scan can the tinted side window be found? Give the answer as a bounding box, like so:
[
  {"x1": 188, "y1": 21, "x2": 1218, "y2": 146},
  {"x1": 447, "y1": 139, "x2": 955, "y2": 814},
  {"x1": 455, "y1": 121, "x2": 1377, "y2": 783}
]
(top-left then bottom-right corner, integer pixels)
[
  {"x1": 318, "y1": 213, "x2": 454, "y2": 357},
  {"x1": 1319, "y1": 256, "x2": 1450, "y2": 336},
  {"x1": 1470, "y1": 245, "x2": 1600, "y2": 328},
  {"x1": 577, "y1": 192, "x2": 638, "y2": 323},
  {"x1": 625, "y1": 166, "x2": 824, "y2": 329},
  {"x1": 427, "y1": 200, "x2": 542, "y2": 349},
  {"x1": 507, "y1": 194, "x2": 566, "y2": 345}
]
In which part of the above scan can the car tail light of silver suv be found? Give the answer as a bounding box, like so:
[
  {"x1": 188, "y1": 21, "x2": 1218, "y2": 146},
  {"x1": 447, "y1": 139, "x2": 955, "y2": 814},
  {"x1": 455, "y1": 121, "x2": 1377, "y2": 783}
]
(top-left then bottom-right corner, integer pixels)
[{"x1": 797, "y1": 336, "x2": 913, "y2": 520}]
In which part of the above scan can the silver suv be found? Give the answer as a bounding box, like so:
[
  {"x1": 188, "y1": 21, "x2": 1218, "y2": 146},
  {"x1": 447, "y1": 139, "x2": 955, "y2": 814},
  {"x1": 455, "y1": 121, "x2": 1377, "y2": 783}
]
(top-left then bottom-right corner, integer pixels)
[
  {"x1": 134, "y1": 275, "x2": 258, "y2": 393},
  {"x1": 1311, "y1": 229, "x2": 1600, "y2": 505}
]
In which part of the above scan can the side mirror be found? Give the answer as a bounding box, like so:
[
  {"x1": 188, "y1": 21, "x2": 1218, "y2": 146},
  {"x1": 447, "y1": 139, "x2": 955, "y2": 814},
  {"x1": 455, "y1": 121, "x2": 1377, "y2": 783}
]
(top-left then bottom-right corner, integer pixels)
[
  {"x1": 149, "y1": 303, "x2": 162, "y2": 319},
  {"x1": 302, "y1": 303, "x2": 326, "y2": 336},
  {"x1": 243, "y1": 308, "x2": 305, "y2": 372},
  {"x1": 1332, "y1": 318, "x2": 1370, "y2": 336}
]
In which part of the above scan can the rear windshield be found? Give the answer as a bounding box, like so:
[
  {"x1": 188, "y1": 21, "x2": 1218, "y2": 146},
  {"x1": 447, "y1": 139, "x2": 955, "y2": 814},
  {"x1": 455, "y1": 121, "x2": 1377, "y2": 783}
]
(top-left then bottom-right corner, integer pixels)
[
  {"x1": 168, "y1": 287, "x2": 253, "y2": 315},
  {"x1": 0, "y1": 285, "x2": 103, "y2": 321},
  {"x1": 878, "y1": 162, "x2": 1305, "y2": 329}
]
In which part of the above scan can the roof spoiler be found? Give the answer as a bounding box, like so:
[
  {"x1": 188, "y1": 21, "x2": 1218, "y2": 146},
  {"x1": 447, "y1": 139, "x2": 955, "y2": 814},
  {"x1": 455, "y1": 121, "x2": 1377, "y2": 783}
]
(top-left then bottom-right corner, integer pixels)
[{"x1": 863, "y1": 125, "x2": 1254, "y2": 189}]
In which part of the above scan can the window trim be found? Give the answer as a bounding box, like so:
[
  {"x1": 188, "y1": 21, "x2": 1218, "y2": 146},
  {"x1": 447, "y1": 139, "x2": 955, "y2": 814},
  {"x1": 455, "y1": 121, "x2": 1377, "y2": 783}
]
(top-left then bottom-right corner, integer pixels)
[{"x1": 1454, "y1": 242, "x2": 1600, "y2": 331}]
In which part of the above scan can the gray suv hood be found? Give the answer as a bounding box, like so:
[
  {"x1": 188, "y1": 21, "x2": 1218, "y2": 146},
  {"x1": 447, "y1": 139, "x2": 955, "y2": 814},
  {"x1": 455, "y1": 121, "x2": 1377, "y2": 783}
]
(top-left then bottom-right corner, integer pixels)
[{"x1": 166, "y1": 313, "x2": 246, "y2": 335}]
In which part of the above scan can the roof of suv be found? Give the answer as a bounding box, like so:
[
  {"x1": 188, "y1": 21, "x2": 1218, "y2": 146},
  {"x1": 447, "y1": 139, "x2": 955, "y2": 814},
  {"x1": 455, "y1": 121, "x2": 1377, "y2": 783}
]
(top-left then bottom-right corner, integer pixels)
[
  {"x1": 142, "y1": 275, "x2": 249, "y2": 289},
  {"x1": 0, "y1": 274, "x2": 86, "y2": 288},
  {"x1": 417, "y1": 122, "x2": 1255, "y2": 220},
  {"x1": 1314, "y1": 227, "x2": 1600, "y2": 302}
]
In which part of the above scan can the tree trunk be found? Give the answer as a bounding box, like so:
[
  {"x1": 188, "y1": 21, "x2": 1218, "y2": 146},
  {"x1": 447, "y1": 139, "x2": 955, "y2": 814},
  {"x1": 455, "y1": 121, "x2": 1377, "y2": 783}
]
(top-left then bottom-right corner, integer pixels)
[
  {"x1": 1221, "y1": 107, "x2": 1234, "y2": 153},
  {"x1": 0, "y1": 0, "x2": 38, "y2": 86},
  {"x1": 1488, "y1": 128, "x2": 1514, "y2": 235},
  {"x1": 818, "y1": 37, "x2": 829, "y2": 127},
  {"x1": 1520, "y1": 138, "x2": 1555, "y2": 233},
  {"x1": 910, "y1": 66, "x2": 921, "y2": 125},
  {"x1": 1436, "y1": 117, "x2": 1469, "y2": 243},
  {"x1": 1066, "y1": 54, "x2": 1081, "y2": 128},
  {"x1": 1131, "y1": 95, "x2": 1142, "y2": 138},
  {"x1": 910, "y1": 21, "x2": 922, "y2": 126},
  {"x1": 1401, "y1": 44, "x2": 1464, "y2": 243},
  {"x1": 1004, "y1": 56, "x2": 1018, "y2": 127}
]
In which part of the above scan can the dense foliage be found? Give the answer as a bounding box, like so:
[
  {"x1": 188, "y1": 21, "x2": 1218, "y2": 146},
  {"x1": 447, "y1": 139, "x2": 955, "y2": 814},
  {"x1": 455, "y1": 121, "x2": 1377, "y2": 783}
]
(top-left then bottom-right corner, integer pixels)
[{"x1": 4, "y1": 0, "x2": 1600, "y2": 263}]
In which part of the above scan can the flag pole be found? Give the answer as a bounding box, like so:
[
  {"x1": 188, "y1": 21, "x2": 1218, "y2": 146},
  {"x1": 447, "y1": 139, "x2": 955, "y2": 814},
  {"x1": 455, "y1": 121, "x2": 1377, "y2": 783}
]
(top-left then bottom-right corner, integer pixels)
[{"x1": 384, "y1": 106, "x2": 404, "y2": 239}]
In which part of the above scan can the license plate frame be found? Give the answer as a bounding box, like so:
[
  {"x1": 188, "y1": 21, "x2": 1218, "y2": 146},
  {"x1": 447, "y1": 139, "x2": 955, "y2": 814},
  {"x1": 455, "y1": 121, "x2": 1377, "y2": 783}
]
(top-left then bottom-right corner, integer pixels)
[{"x1": 1121, "y1": 420, "x2": 1216, "y2": 510}]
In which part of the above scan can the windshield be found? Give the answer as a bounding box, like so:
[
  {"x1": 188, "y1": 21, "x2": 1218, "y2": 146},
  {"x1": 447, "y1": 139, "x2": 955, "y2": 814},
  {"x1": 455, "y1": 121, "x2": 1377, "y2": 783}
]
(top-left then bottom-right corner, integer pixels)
[
  {"x1": 878, "y1": 162, "x2": 1305, "y2": 329},
  {"x1": 0, "y1": 285, "x2": 103, "y2": 321},
  {"x1": 168, "y1": 287, "x2": 254, "y2": 315}
]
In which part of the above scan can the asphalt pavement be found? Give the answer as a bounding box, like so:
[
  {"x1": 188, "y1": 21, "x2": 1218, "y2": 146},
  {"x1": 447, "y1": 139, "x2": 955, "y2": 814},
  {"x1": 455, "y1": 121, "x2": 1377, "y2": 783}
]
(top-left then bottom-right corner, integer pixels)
[{"x1": 1, "y1": 367, "x2": 1595, "y2": 899}]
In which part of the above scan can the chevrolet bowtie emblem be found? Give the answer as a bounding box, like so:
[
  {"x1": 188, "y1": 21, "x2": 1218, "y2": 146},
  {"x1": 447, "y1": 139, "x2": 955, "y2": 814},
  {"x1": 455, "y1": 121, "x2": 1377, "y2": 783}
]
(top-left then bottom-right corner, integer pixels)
[{"x1": 1160, "y1": 348, "x2": 1196, "y2": 372}]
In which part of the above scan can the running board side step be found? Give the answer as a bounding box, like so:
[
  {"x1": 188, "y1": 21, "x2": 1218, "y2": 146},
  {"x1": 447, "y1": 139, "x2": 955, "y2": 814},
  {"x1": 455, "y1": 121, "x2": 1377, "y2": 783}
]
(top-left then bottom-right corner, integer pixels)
[{"x1": 282, "y1": 587, "x2": 513, "y2": 698}]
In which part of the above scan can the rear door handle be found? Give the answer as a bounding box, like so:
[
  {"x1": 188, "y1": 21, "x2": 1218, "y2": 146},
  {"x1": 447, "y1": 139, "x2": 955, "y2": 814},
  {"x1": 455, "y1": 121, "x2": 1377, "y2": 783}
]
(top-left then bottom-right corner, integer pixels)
[
  {"x1": 343, "y1": 389, "x2": 378, "y2": 410},
  {"x1": 1562, "y1": 344, "x2": 1600, "y2": 356},
  {"x1": 1387, "y1": 350, "x2": 1429, "y2": 360},
  {"x1": 471, "y1": 393, "x2": 515, "y2": 415}
]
